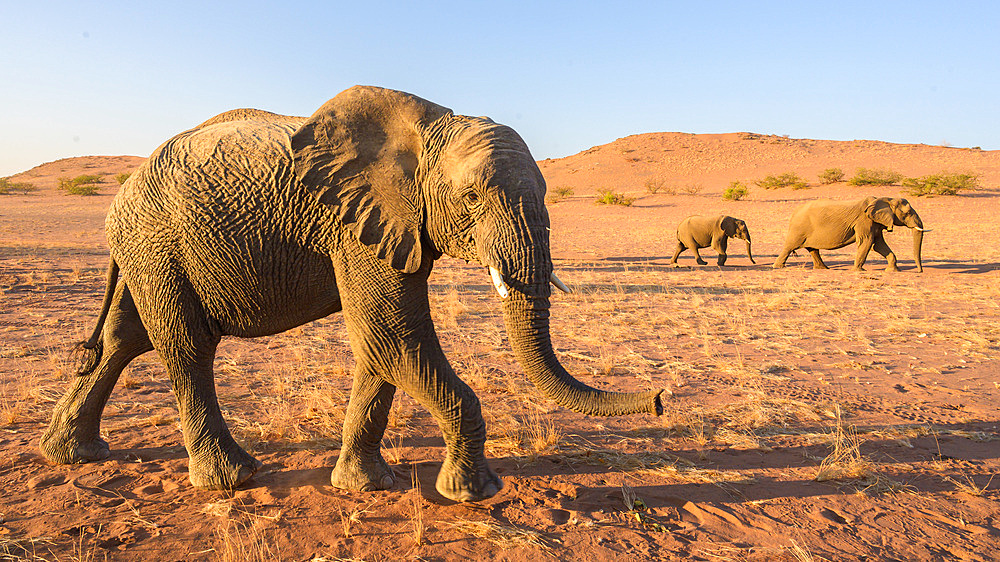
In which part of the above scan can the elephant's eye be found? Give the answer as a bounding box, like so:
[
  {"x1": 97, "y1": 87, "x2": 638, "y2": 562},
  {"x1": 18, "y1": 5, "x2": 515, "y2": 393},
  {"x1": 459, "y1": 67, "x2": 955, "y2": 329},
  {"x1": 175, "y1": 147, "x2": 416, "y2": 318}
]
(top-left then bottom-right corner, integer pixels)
[{"x1": 463, "y1": 191, "x2": 480, "y2": 205}]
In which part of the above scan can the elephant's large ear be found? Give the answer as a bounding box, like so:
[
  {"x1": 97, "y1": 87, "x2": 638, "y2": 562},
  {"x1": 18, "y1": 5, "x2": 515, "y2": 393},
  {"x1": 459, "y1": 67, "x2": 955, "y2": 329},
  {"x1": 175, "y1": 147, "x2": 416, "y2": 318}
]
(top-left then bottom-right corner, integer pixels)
[
  {"x1": 720, "y1": 216, "x2": 737, "y2": 236},
  {"x1": 291, "y1": 86, "x2": 452, "y2": 273},
  {"x1": 865, "y1": 199, "x2": 894, "y2": 229}
]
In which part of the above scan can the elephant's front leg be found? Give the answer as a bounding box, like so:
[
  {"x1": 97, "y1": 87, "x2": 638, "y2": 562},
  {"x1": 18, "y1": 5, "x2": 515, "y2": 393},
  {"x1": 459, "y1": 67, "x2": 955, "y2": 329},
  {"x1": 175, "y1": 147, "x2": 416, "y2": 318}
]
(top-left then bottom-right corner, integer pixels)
[
  {"x1": 872, "y1": 233, "x2": 899, "y2": 271},
  {"x1": 331, "y1": 370, "x2": 397, "y2": 491},
  {"x1": 336, "y1": 254, "x2": 502, "y2": 502},
  {"x1": 713, "y1": 236, "x2": 729, "y2": 266}
]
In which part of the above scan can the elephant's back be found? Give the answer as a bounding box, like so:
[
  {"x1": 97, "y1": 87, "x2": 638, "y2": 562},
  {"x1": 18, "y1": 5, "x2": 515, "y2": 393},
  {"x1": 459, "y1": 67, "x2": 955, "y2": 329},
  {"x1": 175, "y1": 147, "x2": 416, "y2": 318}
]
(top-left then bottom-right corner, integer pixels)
[
  {"x1": 109, "y1": 118, "x2": 311, "y2": 238},
  {"x1": 106, "y1": 116, "x2": 341, "y2": 337},
  {"x1": 194, "y1": 108, "x2": 305, "y2": 130}
]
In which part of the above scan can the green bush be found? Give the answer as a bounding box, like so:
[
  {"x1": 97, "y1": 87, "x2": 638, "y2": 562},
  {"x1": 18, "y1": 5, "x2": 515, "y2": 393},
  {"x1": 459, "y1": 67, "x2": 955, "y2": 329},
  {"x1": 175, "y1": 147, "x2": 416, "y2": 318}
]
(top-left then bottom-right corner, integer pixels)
[
  {"x1": 546, "y1": 185, "x2": 575, "y2": 204},
  {"x1": 723, "y1": 181, "x2": 749, "y2": 201},
  {"x1": 115, "y1": 172, "x2": 132, "y2": 185},
  {"x1": 848, "y1": 168, "x2": 903, "y2": 186},
  {"x1": 755, "y1": 172, "x2": 809, "y2": 190},
  {"x1": 595, "y1": 188, "x2": 636, "y2": 206},
  {"x1": 902, "y1": 173, "x2": 979, "y2": 196},
  {"x1": 0, "y1": 177, "x2": 39, "y2": 195},
  {"x1": 58, "y1": 174, "x2": 103, "y2": 195},
  {"x1": 818, "y1": 168, "x2": 845, "y2": 185}
]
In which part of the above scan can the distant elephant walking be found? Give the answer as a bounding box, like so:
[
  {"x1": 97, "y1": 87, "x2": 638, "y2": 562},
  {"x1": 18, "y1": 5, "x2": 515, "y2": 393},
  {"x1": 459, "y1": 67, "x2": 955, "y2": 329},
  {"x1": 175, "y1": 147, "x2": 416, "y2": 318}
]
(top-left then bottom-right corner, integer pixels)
[
  {"x1": 773, "y1": 196, "x2": 928, "y2": 271},
  {"x1": 670, "y1": 215, "x2": 755, "y2": 266}
]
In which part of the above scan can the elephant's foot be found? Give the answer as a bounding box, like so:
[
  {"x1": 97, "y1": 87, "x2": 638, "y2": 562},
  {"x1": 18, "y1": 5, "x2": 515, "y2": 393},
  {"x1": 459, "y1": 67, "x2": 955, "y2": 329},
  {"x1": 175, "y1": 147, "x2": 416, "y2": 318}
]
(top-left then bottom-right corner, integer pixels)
[
  {"x1": 187, "y1": 445, "x2": 262, "y2": 490},
  {"x1": 815, "y1": 264, "x2": 830, "y2": 270},
  {"x1": 331, "y1": 452, "x2": 395, "y2": 492},
  {"x1": 886, "y1": 265, "x2": 900, "y2": 272},
  {"x1": 435, "y1": 454, "x2": 503, "y2": 502},
  {"x1": 40, "y1": 424, "x2": 110, "y2": 464},
  {"x1": 696, "y1": 259, "x2": 708, "y2": 266}
]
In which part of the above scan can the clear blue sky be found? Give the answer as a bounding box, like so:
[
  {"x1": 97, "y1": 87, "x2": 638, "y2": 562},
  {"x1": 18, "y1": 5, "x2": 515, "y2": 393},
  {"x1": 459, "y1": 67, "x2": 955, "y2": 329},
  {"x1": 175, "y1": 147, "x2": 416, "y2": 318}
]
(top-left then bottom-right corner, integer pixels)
[{"x1": 2, "y1": 1, "x2": 998, "y2": 176}]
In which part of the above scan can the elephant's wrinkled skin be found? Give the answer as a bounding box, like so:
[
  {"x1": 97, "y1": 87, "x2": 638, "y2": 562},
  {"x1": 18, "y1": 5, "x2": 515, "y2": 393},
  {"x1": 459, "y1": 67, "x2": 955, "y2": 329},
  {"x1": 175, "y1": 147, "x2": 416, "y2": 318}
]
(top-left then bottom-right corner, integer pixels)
[
  {"x1": 670, "y1": 215, "x2": 755, "y2": 266},
  {"x1": 773, "y1": 196, "x2": 927, "y2": 272},
  {"x1": 40, "y1": 86, "x2": 663, "y2": 502}
]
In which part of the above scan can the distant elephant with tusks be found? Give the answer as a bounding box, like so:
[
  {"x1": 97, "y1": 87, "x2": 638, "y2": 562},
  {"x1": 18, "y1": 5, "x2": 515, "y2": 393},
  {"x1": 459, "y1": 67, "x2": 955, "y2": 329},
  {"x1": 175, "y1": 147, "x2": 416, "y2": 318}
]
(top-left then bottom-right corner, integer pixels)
[
  {"x1": 670, "y1": 215, "x2": 756, "y2": 266},
  {"x1": 773, "y1": 196, "x2": 929, "y2": 271}
]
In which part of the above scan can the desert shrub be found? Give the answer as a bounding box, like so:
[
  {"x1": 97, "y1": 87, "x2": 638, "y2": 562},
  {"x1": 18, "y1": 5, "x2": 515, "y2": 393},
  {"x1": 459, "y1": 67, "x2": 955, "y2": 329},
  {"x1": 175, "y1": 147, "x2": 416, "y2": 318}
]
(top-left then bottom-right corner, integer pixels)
[
  {"x1": 818, "y1": 168, "x2": 845, "y2": 184},
  {"x1": 115, "y1": 172, "x2": 132, "y2": 185},
  {"x1": 595, "y1": 188, "x2": 635, "y2": 206},
  {"x1": 682, "y1": 183, "x2": 704, "y2": 195},
  {"x1": 848, "y1": 168, "x2": 903, "y2": 186},
  {"x1": 902, "y1": 173, "x2": 979, "y2": 196},
  {"x1": 644, "y1": 178, "x2": 676, "y2": 195},
  {"x1": 0, "y1": 177, "x2": 38, "y2": 195},
  {"x1": 755, "y1": 172, "x2": 809, "y2": 190},
  {"x1": 546, "y1": 185, "x2": 575, "y2": 204},
  {"x1": 58, "y1": 174, "x2": 103, "y2": 195},
  {"x1": 723, "y1": 181, "x2": 749, "y2": 201}
]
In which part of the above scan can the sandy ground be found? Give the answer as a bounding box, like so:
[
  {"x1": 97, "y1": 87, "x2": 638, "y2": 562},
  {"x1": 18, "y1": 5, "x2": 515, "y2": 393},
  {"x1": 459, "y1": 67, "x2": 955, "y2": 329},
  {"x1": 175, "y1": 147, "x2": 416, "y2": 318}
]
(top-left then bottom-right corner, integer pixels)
[{"x1": 1, "y1": 139, "x2": 999, "y2": 561}]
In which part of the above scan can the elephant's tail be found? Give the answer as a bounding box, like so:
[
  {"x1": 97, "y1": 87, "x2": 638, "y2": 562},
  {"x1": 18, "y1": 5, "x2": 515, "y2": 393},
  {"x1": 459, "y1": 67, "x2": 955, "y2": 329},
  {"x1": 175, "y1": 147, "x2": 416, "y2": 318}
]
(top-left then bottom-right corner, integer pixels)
[{"x1": 71, "y1": 257, "x2": 119, "y2": 376}]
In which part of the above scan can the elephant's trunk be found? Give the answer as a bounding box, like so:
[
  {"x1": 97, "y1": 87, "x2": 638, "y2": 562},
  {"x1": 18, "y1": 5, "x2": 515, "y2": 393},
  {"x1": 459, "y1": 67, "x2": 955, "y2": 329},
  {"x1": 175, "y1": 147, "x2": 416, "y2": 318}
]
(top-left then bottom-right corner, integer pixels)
[
  {"x1": 501, "y1": 289, "x2": 664, "y2": 416},
  {"x1": 907, "y1": 212, "x2": 925, "y2": 273}
]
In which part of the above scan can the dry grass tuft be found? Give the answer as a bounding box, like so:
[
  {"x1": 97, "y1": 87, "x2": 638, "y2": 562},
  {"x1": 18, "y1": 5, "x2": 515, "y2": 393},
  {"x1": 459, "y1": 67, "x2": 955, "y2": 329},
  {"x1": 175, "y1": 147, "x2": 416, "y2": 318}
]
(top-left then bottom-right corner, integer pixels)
[
  {"x1": 447, "y1": 519, "x2": 551, "y2": 550},
  {"x1": 338, "y1": 499, "x2": 380, "y2": 540},
  {"x1": 815, "y1": 406, "x2": 873, "y2": 482},
  {"x1": 944, "y1": 472, "x2": 995, "y2": 496},
  {"x1": 214, "y1": 516, "x2": 281, "y2": 562},
  {"x1": 410, "y1": 465, "x2": 425, "y2": 546},
  {"x1": 486, "y1": 409, "x2": 564, "y2": 462}
]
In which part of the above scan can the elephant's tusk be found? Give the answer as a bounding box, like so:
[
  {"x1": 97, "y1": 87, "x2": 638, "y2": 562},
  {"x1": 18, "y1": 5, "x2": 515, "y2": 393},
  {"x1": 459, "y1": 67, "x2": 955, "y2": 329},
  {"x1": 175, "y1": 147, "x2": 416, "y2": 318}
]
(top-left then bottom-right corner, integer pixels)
[
  {"x1": 550, "y1": 272, "x2": 572, "y2": 294},
  {"x1": 489, "y1": 267, "x2": 509, "y2": 299},
  {"x1": 915, "y1": 227, "x2": 933, "y2": 232}
]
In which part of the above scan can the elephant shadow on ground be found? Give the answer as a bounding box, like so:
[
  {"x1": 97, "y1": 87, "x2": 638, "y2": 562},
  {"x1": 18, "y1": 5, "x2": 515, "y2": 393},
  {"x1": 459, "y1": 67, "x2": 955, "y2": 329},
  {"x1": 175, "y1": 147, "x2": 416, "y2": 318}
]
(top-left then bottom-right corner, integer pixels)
[
  {"x1": 924, "y1": 259, "x2": 1000, "y2": 274},
  {"x1": 226, "y1": 420, "x2": 999, "y2": 507}
]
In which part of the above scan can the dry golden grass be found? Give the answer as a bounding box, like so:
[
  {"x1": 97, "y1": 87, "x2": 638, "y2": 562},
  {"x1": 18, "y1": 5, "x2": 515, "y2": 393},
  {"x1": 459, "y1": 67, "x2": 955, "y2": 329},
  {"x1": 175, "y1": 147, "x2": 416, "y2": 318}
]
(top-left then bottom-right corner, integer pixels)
[
  {"x1": 409, "y1": 465, "x2": 425, "y2": 547},
  {"x1": 337, "y1": 498, "x2": 380, "y2": 540},
  {"x1": 446, "y1": 519, "x2": 552, "y2": 550},
  {"x1": 485, "y1": 407, "x2": 564, "y2": 462},
  {"x1": 214, "y1": 516, "x2": 281, "y2": 562},
  {"x1": 815, "y1": 406, "x2": 874, "y2": 482}
]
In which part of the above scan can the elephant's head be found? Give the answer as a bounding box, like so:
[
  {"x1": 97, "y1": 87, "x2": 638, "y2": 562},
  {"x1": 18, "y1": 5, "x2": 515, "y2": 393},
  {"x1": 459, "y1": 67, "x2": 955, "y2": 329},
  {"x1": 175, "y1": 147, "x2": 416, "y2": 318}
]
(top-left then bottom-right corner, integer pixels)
[
  {"x1": 864, "y1": 197, "x2": 927, "y2": 272},
  {"x1": 291, "y1": 86, "x2": 663, "y2": 416},
  {"x1": 722, "y1": 216, "x2": 755, "y2": 264},
  {"x1": 886, "y1": 197, "x2": 927, "y2": 272}
]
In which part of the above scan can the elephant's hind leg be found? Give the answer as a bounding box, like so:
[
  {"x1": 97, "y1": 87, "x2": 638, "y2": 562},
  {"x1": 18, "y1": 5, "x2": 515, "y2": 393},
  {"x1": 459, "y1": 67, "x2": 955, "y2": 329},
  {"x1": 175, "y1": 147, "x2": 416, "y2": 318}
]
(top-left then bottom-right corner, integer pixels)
[
  {"x1": 691, "y1": 246, "x2": 708, "y2": 266},
  {"x1": 331, "y1": 370, "x2": 397, "y2": 491},
  {"x1": 669, "y1": 241, "x2": 685, "y2": 265},
  {"x1": 140, "y1": 284, "x2": 260, "y2": 490},
  {"x1": 807, "y1": 248, "x2": 829, "y2": 269},
  {"x1": 41, "y1": 282, "x2": 153, "y2": 464}
]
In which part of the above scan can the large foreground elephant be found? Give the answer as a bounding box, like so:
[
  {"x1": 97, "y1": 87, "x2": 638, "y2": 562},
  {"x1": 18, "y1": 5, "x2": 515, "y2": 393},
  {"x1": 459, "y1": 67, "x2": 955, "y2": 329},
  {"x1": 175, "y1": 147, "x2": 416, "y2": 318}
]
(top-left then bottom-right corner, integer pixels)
[
  {"x1": 40, "y1": 86, "x2": 663, "y2": 502},
  {"x1": 773, "y1": 196, "x2": 928, "y2": 271}
]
